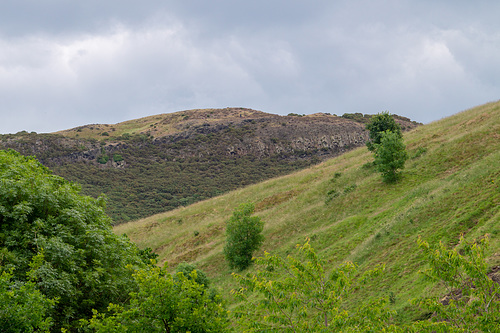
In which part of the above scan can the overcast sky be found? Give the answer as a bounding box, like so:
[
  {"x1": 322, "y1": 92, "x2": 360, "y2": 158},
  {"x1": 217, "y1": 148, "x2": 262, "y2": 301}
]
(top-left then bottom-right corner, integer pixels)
[{"x1": 1, "y1": 1, "x2": 499, "y2": 134}]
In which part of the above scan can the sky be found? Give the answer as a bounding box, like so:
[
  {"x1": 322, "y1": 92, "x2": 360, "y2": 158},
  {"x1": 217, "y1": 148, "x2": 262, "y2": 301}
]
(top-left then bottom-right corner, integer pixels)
[{"x1": 1, "y1": 1, "x2": 499, "y2": 134}]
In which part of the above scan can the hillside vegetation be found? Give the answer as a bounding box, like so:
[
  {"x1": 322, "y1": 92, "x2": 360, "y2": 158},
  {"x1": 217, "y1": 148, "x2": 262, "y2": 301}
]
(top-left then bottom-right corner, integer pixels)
[
  {"x1": 115, "y1": 101, "x2": 500, "y2": 324},
  {"x1": 0, "y1": 108, "x2": 418, "y2": 223}
]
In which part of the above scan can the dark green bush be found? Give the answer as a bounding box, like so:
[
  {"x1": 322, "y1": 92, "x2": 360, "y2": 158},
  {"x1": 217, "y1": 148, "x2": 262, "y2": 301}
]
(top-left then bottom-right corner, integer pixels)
[
  {"x1": 224, "y1": 203, "x2": 264, "y2": 271},
  {"x1": 112, "y1": 154, "x2": 123, "y2": 162},
  {"x1": 365, "y1": 112, "x2": 402, "y2": 152},
  {"x1": 374, "y1": 130, "x2": 408, "y2": 183}
]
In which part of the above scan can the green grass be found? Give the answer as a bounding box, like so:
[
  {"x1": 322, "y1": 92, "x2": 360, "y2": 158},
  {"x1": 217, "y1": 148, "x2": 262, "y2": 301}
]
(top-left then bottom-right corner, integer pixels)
[{"x1": 114, "y1": 101, "x2": 500, "y2": 324}]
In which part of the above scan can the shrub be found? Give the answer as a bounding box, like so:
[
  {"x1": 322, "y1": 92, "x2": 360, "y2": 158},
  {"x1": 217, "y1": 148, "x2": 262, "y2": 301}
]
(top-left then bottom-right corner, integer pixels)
[
  {"x1": 175, "y1": 262, "x2": 210, "y2": 289},
  {"x1": 412, "y1": 236, "x2": 500, "y2": 332},
  {"x1": 112, "y1": 154, "x2": 123, "y2": 162},
  {"x1": 365, "y1": 111, "x2": 402, "y2": 152},
  {"x1": 98, "y1": 155, "x2": 109, "y2": 164},
  {"x1": 231, "y1": 241, "x2": 395, "y2": 331},
  {"x1": 84, "y1": 265, "x2": 229, "y2": 332},
  {"x1": 0, "y1": 263, "x2": 56, "y2": 332},
  {"x1": 223, "y1": 203, "x2": 264, "y2": 271},
  {"x1": 374, "y1": 130, "x2": 408, "y2": 183}
]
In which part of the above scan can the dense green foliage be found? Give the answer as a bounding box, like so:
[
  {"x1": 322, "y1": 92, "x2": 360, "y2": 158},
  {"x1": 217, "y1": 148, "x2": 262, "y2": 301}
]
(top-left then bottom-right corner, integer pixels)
[
  {"x1": 232, "y1": 241, "x2": 396, "y2": 332},
  {"x1": 374, "y1": 130, "x2": 408, "y2": 183},
  {"x1": 84, "y1": 265, "x2": 229, "y2": 332},
  {"x1": 0, "y1": 264, "x2": 55, "y2": 332},
  {"x1": 365, "y1": 112, "x2": 403, "y2": 152},
  {"x1": 0, "y1": 149, "x2": 147, "y2": 331},
  {"x1": 224, "y1": 203, "x2": 264, "y2": 271},
  {"x1": 175, "y1": 262, "x2": 210, "y2": 289}
]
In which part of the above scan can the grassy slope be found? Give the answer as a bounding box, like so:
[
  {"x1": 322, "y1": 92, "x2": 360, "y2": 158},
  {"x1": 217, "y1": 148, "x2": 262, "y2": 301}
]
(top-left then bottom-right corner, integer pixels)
[{"x1": 114, "y1": 101, "x2": 500, "y2": 322}]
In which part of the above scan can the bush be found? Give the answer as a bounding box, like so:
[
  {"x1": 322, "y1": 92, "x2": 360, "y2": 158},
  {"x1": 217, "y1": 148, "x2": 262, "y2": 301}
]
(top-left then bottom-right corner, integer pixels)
[
  {"x1": 365, "y1": 112, "x2": 402, "y2": 152},
  {"x1": 84, "y1": 265, "x2": 229, "y2": 332},
  {"x1": 112, "y1": 154, "x2": 123, "y2": 162},
  {"x1": 412, "y1": 236, "x2": 500, "y2": 332},
  {"x1": 374, "y1": 130, "x2": 408, "y2": 183},
  {"x1": 231, "y1": 241, "x2": 395, "y2": 331},
  {"x1": 98, "y1": 154, "x2": 109, "y2": 164},
  {"x1": 0, "y1": 263, "x2": 56, "y2": 332},
  {"x1": 175, "y1": 262, "x2": 210, "y2": 289},
  {"x1": 223, "y1": 203, "x2": 264, "y2": 271}
]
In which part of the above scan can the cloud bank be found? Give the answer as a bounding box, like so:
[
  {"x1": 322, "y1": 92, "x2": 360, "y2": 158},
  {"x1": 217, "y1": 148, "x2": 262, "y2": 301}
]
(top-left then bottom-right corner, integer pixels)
[{"x1": 0, "y1": 1, "x2": 499, "y2": 133}]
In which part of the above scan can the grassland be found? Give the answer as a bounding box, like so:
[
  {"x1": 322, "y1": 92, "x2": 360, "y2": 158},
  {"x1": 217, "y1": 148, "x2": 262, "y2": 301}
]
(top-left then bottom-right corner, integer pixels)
[{"x1": 114, "y1": 101, "x2": 499, "y2": 323}]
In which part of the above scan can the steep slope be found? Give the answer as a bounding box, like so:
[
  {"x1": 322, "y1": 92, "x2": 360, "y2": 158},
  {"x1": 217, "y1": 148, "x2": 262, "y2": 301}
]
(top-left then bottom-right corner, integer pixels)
[
  {"x1": 0, "y1": 108, "x2": 418, "y2": 223},
  {"x1": 114, "y1": 101, "x2": 500, "y2": 323}
]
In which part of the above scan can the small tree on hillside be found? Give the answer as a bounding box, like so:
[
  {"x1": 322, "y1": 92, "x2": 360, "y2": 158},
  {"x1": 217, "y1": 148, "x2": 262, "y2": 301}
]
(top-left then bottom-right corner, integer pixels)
[
  {"x1": 365, "y1": 111, "x2": 402, "y2": 152},
  {"x1": 231, "y1": 241, "x2": 396, "y2": 332},
  {"x1": 374, "y1": 130, "x2": 408, "y2": 183},
  {"x1": 224, "y1": 203, "x2": 264, "y2": 271},
  {"x1": 365, "y1": 112, "x2": 407, "y2": 182}
]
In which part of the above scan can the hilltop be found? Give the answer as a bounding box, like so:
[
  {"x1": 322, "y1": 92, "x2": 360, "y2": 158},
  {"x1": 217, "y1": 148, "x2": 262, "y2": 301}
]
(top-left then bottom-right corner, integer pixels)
[
  {"x1": 114, "y1": 101, "x2": 500, "y2": 324},
  {"x1": 0, "y1": 107, "x2": 419, "y2": 223}
]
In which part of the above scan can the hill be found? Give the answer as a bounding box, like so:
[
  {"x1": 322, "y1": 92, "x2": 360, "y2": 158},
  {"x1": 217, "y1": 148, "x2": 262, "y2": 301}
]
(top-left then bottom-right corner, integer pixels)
[
  {"x1": 0, "y1": 107, "x2": 418, "y2": 223},
  {"x1": 114, "y1": 101, "x2": 500, "y2": 324}
]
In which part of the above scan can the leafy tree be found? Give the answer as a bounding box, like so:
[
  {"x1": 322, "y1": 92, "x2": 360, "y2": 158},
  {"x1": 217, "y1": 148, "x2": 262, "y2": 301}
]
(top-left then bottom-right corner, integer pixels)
[
  {"x1": 84, "y1": 265, "x2": 230, "y2": 332},
  {"x1": 0, "y1": 149, "x2": 147, "y2": 331},
  {"x1": 231, "y1": 241, "x2": 397, "y2": 332},
  {"x1": 411, "y1": 236, "x2": 500, "y2": 332},
  {"x1": 0, "y1": 259, "x2": 56, "y2": 333},
  {"x1": 365, "y1": 112, "x2": 402, "y2": 152},
  {"x1": 374, "y1": 130, "x2": 408, "y2": 183},
  {"x1": 224, "y1": 203, "x2": 264, "y2": 271}
]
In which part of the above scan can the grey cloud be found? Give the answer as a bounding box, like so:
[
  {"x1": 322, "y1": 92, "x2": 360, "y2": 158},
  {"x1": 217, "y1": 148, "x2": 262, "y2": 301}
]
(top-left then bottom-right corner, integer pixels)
[{"x1": 1, "y1": 1, "x2": 499, "y2": 133}]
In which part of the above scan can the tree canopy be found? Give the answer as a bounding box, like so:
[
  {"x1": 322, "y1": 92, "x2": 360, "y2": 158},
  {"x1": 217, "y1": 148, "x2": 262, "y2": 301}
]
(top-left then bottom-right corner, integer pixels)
[
  {"x1": 365, "y1": 112, "x2": 403, "y2": 152},
  {"x1": 224, "y1": 203, "x2": 264, "y2": 271},
  {"x1": 0, "y1": 149, "x2": 147, "y2": 331},
  {"x1": 84, "y1": 265, "x2": 230, "y2": 332},
  {"x1": 374, "y1": 130, "x2": 408, "y2": 183}
]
